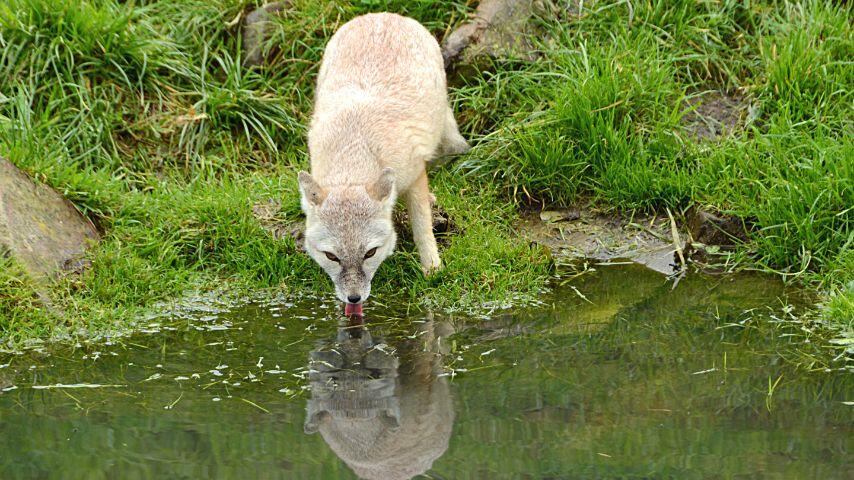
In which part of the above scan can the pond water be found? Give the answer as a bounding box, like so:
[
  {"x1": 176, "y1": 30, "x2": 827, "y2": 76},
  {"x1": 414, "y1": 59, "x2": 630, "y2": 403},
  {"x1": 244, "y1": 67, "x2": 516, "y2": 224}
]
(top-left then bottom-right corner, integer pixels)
[{"x1": 0, "y1": 265, "x2": 851, "y2": 479}]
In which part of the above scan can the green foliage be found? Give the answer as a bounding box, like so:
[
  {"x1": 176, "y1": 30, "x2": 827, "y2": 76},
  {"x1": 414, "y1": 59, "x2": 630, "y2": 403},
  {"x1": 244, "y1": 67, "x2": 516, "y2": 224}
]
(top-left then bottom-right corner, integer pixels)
[{"x1": 461, "y1": 0, "x2": 852, "y2": 281}]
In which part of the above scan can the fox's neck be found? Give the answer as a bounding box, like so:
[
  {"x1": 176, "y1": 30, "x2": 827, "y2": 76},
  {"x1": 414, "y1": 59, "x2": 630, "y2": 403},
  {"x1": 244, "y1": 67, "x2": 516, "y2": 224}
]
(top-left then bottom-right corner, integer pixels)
[
  {"x1": 311, "y1": 111, "x2": 385, "y2": 187},
  {"x1": 317, "y1": 145, "x2": 382, "y2": 188}
]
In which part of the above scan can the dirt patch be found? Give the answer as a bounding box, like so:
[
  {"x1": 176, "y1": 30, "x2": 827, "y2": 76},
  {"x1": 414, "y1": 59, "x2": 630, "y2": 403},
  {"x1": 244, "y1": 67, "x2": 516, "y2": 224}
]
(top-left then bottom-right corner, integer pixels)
[
  {"x1": 393, "y1": 205, "x2": 458, "y2": 248},
  {"x1": 519, "y1": 207, "x2": 686, "y2": 275},
  {"x1": 681, "y1": 91, "x2": 752, "y2": 141},
  {"x1": 252, "y1": 200, "x2": 305, "y2": 249},
  {"x1": 685, "y1": 206, "x2": 751, "y2": 247},
  {"x1": 522, "y1": 205, "x2": 758, "y2": 274}
]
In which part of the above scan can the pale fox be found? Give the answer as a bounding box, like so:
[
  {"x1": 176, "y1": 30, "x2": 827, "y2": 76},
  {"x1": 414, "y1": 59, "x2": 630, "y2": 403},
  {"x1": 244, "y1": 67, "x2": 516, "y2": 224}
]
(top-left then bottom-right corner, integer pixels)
[{"x1": 298, "y1": 13, "x2": 469, "y2": 315}]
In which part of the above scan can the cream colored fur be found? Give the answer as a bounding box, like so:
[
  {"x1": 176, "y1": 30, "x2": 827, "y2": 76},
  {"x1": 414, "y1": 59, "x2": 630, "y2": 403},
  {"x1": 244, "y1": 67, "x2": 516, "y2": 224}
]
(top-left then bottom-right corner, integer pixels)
[{"x1": 299, "y1": 13, "x2": 469, "y2": 304}]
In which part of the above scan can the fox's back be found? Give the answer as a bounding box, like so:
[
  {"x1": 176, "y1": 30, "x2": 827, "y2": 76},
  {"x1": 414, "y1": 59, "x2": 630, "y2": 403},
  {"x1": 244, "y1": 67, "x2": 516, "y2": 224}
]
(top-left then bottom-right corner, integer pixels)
[
  {"x1": 314, "y1": 13, "x2": 445, "y2": 110},
  {"x1": 309, "y1": 13, "x2": 449, "y2": 188}
]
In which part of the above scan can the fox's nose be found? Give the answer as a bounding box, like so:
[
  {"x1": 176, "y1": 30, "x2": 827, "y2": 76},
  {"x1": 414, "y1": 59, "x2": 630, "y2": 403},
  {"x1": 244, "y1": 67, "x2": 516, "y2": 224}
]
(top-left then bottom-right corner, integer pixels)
[{"x1": 347, "y1": 295, "x2": 361, "y2": 304}]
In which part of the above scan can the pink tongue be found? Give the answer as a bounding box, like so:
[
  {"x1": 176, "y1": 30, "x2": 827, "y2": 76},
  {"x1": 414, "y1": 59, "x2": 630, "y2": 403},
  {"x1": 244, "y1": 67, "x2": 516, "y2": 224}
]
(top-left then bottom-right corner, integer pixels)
[{"x1": 345, "y1": 303, "x2": 363, "y2": 316}]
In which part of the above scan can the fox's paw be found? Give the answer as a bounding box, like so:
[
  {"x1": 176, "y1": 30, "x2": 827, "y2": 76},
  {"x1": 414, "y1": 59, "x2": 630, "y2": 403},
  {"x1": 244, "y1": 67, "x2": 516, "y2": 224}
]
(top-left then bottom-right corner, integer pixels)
[{"x1": 421, "y1": 255, "x2": 442, "y2": 277}]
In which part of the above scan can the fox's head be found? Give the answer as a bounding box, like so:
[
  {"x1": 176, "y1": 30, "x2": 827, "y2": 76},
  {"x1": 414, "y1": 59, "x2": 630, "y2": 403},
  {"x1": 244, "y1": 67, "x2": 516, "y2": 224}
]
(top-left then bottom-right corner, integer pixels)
[{"x1": 298, "y1": 168, "x2": 398, "y2": 309}]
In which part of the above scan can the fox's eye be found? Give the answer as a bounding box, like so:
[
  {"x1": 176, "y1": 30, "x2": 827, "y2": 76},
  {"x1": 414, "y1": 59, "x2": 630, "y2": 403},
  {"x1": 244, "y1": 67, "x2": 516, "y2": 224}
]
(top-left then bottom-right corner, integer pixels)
[
  {"x1": 364, "y1": 247, "x2": 378, "y2": 259},
  {"x1": 324, "y1": 251, "x2": 339, "y2": 262}
]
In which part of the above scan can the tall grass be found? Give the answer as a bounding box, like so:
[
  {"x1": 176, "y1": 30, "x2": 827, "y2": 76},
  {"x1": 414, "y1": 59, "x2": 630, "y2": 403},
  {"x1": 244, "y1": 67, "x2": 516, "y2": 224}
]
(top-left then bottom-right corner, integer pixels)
[{"x1": 460, "y1": 0, "x2": 852, "y2": 280}]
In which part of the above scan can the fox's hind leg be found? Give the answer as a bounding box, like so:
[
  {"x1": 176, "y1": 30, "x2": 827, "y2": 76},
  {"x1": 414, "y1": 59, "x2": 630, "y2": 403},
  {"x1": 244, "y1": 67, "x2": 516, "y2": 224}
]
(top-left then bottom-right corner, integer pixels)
[
  {"x1": 406, "y1": 171, "x2": 441, "y2": 275},
  {"x1": 437, "y1": 107, "x2": 470, "y2": 157}
]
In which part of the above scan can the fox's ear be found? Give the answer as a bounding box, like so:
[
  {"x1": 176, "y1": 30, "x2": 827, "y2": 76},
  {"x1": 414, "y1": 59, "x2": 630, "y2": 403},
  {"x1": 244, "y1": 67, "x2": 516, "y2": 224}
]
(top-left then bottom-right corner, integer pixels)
[
  {"x1": 368, "y1": 168, "x2": 395, "y2": 204},
  {"x1": 298, "y1": 171, "x2": 327, "y2": 209}
]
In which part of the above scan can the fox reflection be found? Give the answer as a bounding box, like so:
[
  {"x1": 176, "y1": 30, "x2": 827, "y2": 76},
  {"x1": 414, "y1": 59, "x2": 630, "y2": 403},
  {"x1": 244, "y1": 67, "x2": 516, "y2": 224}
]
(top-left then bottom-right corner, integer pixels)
[{"x1": 304, "y1": 318, "x2": 453, "y2": 480}]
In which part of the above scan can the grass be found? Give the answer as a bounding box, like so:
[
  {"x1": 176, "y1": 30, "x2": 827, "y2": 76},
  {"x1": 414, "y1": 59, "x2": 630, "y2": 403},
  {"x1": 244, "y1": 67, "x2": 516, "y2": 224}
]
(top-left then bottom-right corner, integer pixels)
[
  {"x1": 0, "y1": 0, "x2": 850, "y2": 358},
  {"x1": 458, "y1": 0, "x2": 852, "y2": 351}
]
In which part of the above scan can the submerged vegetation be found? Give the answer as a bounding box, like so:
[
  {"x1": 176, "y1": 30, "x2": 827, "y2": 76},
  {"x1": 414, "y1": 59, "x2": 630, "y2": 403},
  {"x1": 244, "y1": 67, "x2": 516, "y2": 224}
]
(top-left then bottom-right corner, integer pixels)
[{"x1": 0, "y1": 0, "x2": 850, "y2": 360}]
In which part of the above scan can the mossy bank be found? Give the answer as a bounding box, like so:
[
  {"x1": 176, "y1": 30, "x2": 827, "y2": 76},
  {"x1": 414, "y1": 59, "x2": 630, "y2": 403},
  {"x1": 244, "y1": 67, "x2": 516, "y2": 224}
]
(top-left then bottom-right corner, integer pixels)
[{"x1": 0, "y1": 1, "x2": 850, "y2": 364}]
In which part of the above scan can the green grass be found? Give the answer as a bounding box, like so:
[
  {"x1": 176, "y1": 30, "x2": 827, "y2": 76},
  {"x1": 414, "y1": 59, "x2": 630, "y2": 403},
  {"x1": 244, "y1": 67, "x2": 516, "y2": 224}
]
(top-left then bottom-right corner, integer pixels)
[
  {"x1": 458, "y1": 0, "x2": 852, "y2": 349},
  {"x1": 0, "y1": 0, "x2": 851, "y2": 356}
]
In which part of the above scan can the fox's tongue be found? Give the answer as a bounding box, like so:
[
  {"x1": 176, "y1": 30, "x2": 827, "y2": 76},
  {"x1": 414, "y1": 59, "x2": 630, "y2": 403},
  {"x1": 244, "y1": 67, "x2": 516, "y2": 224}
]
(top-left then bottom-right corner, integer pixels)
[{"x1": 344, "y1": 302, "x2": 363, "y2": 317}]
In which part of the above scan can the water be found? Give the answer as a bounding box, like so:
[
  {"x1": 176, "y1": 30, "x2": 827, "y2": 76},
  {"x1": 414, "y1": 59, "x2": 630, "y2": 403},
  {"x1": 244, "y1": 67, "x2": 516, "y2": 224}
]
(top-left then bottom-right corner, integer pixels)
[{"x1": 0, "y1": 265, "x2": 851, "y2": 479}]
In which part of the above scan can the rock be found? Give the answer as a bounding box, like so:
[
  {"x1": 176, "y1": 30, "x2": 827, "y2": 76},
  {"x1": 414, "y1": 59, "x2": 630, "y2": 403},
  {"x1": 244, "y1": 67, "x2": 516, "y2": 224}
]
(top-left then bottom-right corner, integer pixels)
[
  {"x1": 686, "y1": 207, "x2": 750, "y2": 247},
  {"x1": 441, "y1": 0, "x2": 543, "y2": 70},
  {"x1": 519, "y1": 206, "x2": 683, "y2": 276},
  {"x1": 539, "y1": 209, "x2": 581, "y2": 223},
  {"x1": 242, "y1": 2, "x2": 289, "y2": 67},
  {"x1": 0, "y1": 158, "x2": 99, "y2": 282}
]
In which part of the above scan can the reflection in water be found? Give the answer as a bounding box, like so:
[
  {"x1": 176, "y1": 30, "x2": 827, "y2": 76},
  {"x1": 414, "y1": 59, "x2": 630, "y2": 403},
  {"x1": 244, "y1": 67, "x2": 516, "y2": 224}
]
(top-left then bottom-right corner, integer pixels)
[{"x1": 305, "y1": 316, "x2": 453, "y2": 480}]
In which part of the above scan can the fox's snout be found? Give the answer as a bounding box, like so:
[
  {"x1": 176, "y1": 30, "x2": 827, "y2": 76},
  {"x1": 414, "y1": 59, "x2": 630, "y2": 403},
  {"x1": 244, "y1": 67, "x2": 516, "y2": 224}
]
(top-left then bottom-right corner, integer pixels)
[{"x1": 335, "y1": 266, "x2": 371, "y2": 304}]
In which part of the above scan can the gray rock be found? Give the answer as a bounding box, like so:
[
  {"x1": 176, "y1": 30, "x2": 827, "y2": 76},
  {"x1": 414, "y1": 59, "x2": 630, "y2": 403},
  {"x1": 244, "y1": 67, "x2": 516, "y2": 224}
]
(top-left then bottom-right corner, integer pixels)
[
  {"x1": 242, "y1": 2, "x2": 289, "y2": 67},
  {"x1": 442, "y1": 0, "x2": 544, "y2": 70},
  {"x1": 519, "y1": 206, "x2": 683, "y2": 275},
  {"x1": 0, "y1": 158, "x2": 99, "y2": 282},
  {"x1": 539, "y1": 209, "x2": 581, "y2": 223}
]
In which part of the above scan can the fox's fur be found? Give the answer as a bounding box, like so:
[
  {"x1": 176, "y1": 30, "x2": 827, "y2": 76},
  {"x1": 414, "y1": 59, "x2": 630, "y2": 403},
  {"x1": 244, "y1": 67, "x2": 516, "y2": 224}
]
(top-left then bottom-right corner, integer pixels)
[{"x1": 298, "y1": 13, "x2": 469, "y2": 304}]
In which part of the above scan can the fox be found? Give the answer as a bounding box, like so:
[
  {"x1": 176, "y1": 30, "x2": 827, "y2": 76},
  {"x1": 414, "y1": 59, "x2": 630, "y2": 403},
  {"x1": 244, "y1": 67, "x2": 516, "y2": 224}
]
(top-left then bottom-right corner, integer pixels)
[{"x1": 298, "y1": 13, "x2": 469, "y2": 315}]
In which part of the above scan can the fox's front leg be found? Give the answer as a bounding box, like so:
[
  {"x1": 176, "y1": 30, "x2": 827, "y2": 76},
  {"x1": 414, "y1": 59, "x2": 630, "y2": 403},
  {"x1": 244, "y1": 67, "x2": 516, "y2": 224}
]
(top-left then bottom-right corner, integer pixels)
[{"x1": 406, "y1": 172, "x2": 441, "y2": 274}]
